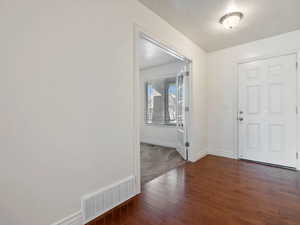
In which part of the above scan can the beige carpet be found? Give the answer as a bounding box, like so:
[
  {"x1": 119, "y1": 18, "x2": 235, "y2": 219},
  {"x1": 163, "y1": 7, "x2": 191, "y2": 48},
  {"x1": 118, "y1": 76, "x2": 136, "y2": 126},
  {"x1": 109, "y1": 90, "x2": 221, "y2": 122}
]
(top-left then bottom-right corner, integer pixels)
[{"x1": 141, "y1": 143, "x2": 186, "y2": 185}]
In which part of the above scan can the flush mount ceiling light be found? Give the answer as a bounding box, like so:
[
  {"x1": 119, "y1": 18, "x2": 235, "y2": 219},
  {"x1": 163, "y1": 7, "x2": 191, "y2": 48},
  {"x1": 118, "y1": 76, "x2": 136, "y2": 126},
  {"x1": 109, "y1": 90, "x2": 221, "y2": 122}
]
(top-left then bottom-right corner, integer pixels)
[{"x1": 219, "y1": 12, "x2": 243, "y2": 29}]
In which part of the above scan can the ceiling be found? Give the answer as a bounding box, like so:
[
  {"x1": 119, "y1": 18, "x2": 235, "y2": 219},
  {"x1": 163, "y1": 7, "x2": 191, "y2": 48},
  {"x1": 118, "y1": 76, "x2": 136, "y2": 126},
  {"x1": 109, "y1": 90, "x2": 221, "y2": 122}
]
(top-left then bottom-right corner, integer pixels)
[
  {"x1": 138, "y1": 0, "x2": 300, "y2": 52},
  {"x1": 138, "y1": 38, "x2": 180, "y2": 69}
]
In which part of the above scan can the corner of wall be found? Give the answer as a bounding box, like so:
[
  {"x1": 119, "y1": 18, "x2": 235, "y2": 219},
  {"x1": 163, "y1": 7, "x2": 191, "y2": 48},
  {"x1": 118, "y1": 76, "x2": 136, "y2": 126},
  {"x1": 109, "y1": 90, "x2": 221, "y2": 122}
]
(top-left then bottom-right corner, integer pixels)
[
  {"x1": 51, "y1": 211, "x2": 82, "y2": 225},
  {"x1": 208, "y1": 148, "x2": 237, "y2": 159},
  {"x1": 190, "y1": 148, "x2": 208, "y2": 162}
]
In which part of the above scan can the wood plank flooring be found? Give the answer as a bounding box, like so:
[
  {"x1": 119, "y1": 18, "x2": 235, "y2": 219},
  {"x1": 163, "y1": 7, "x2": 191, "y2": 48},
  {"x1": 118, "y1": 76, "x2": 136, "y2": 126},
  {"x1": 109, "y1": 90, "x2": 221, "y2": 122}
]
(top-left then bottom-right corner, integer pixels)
[{"x1": 87, "y1": 155, "x2": 300, "y2": 225}]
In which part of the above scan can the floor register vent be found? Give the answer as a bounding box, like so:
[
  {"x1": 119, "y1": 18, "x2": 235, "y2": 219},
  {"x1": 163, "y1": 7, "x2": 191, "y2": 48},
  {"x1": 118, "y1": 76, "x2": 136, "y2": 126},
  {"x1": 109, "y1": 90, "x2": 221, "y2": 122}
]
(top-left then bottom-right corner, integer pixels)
[{"x1": 81, "y1": 176, "x2": 135, "y2": 224}]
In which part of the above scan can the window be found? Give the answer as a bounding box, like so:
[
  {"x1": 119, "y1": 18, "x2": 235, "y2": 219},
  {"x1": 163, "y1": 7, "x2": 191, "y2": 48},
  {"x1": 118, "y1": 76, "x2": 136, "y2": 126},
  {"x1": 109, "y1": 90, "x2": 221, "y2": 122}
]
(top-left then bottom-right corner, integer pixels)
[
  {"x1": 145, "y1": 77, "x2": 177, "y2": 125},
  {"x1": 166, "y1": 81, "x2": 176, "y2": 124}
]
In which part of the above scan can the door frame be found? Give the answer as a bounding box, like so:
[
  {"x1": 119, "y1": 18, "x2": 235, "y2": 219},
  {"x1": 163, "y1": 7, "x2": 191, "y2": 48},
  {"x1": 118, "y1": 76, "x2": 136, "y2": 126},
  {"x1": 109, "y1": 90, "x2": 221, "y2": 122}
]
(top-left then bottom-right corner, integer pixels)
[
  {"x1": 133, "y1": 24, "x2": 193, "y2": 193},
  {"x1": 234, "y1": 50, "x2": 300, "y2": 170}
]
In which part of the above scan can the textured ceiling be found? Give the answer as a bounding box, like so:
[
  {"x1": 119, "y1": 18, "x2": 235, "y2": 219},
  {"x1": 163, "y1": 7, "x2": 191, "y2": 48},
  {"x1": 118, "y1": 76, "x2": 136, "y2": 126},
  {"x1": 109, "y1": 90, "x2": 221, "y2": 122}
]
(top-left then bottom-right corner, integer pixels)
[{"x1": 139, "y1": 0, "x2": 300, "y2": 52}]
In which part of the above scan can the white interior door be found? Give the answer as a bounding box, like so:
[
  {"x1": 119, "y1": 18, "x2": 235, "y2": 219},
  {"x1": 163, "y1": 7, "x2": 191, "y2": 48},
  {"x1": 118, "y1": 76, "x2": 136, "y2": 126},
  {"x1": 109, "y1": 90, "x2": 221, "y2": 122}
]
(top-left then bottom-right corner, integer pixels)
[
  {"x1": 176, "y1": 65, "x2": 189, "y2": 160},
  {"x1": 238, "y1": 54, "x2": 297, "y2": 168}
]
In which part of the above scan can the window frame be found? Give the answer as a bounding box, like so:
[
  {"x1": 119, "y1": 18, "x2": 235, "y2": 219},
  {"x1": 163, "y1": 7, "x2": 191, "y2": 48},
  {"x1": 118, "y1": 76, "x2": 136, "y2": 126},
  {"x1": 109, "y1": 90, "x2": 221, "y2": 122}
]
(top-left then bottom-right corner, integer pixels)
[
  {"x1": 144, "y1": 77, "x2": 177, "y2": 126},
  {"x1": 144, "y1": 81, "x2": 153, "y2": 124},
  {"x1": 164, "y1": 78, "x2": 177, "y2": 125}
]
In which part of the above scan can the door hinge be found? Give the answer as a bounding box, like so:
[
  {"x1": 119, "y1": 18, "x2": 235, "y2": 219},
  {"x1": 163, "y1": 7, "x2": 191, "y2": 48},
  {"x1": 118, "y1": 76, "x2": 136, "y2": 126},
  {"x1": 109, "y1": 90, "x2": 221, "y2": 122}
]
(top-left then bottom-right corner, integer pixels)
[
  {"x1": 186, "y1": 148, "x2": 189, "y2": 161},
  {"x1": 185, "y1": 142, "x2": 190, "y2": 148},
  {"x1": 296, "y1": 62, "x2": 298, "y2": 69},
  {"x1": 297, "y1": 152, "x2": 299, "y2": 160},
  {"x1": 297, "y1": 106, "x2": 298, "y2": 114},
  {"x1": 185, "y1": 106, "x2": 190, "y2": 112},
  {"x1": 185, "y1": 71, "x2": 190, "y2": 77}
]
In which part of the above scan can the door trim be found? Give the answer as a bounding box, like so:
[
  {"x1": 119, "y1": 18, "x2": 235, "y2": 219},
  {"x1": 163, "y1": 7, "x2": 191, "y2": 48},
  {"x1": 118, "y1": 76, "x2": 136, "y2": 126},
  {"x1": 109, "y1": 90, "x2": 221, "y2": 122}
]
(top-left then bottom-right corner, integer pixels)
[
  {"x1": 133, "y1": 24, "x2": 193, "y2": 194},
  {"x1": 234, "y1": 50, "x2": 300, "y2": 170}
]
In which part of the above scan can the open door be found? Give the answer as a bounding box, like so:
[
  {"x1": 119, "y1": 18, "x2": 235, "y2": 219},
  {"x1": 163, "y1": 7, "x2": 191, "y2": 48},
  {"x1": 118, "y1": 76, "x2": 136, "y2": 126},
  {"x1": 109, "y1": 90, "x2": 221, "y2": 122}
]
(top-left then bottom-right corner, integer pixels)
[{"x1": 176, "y1": 65, "x2": 190, "y2": 160}]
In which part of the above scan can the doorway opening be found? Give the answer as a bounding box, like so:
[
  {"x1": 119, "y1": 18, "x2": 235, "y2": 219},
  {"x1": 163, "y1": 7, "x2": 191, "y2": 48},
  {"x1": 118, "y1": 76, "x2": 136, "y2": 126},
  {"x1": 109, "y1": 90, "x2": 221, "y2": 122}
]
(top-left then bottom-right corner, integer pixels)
[{"x1": 135, "y1": 32, "x2": 192, "y2": 187}]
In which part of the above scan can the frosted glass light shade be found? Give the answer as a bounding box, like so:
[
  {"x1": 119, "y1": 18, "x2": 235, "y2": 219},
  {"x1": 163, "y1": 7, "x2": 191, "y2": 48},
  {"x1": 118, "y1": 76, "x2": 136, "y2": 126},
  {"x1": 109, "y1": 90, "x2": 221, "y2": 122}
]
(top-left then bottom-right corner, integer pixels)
[{"x1": 220, "y1": 12, "x2": 243, "y2": 29}]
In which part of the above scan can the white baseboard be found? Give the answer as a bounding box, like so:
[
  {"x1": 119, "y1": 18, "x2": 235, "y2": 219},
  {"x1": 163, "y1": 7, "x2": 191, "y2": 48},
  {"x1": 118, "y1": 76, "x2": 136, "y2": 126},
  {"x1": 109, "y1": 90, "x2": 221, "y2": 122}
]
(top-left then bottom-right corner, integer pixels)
[
  {"x1": 190, "y1": 150, "x2": 207, "y2": 162},
  {"x1": 51, "y1": 211, "x2": 83, "y2": 225},
  {"x1": 51, "y1": 176, "x2": 138, "y2": 225},
  {"x1": 208, "y1": 148, "x2": 236, "y2": 159}
]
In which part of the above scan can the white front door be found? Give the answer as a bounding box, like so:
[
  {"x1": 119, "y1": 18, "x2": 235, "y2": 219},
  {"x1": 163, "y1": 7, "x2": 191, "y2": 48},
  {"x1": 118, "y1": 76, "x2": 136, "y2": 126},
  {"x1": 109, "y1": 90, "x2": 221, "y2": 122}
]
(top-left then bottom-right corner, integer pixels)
[
  {"x1": 238, "y1": 54, "x2": 297, "y2": 168},
  {"x1": 176, "y1": 65, "x2": 190, "y2": 160}
]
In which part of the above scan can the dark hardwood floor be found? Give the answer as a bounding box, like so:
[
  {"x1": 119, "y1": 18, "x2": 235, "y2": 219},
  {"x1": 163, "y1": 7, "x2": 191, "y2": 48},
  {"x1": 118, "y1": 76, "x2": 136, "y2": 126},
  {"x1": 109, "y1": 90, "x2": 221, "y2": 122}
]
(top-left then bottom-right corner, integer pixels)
[{"x1": 87, "y1": 155, "x2": 300, "y2": 225}]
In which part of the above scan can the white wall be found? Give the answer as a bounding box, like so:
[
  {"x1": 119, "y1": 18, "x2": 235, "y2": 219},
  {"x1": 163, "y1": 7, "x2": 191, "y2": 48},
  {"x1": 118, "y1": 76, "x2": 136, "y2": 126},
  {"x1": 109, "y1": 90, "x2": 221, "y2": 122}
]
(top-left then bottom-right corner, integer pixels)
[
  {"x1": 0, "y1": 0, "x2": 207, "y2": 224},
  {"x1": 208, "y1": 30, "x2": 300, "y2": 160},
  {"x1": 140, "y1": 62, "x2": 184, "y2": 148}
]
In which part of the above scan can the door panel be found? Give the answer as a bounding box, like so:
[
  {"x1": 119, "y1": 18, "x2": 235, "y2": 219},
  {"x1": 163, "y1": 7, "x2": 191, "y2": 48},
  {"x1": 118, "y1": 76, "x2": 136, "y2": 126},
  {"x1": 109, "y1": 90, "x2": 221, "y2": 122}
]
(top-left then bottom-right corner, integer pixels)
[
  {"x1": 246, "y1": 85, "x2": 261, "y2": 114},
  {"x1": 268, "y1": 83, "x2": 283, "y2": 113},
  {"x1": 246, "y1": 123, "x2": 260, "y2": 151},
  {"x1": 238, "y1": 54, "x2": 297, "y2": 168},
  {"x1": 268, "y1": 124, "x2": 284, "y2": 152},
  {"x1": 176, "y1": 65, "x2": 189, "y2": 160}
]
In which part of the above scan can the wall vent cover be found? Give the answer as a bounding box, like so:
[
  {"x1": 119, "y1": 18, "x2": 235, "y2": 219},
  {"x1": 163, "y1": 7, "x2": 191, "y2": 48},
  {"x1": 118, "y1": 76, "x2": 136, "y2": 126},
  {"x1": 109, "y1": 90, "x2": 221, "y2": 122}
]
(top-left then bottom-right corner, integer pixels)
[{"x1": 81, "y1": 176, "x2": 135, "y2": 224}]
